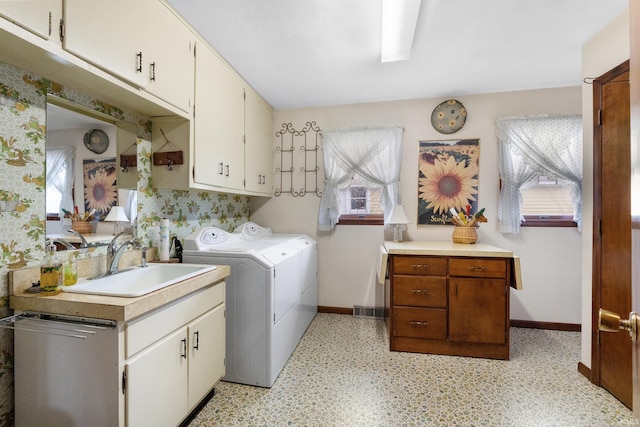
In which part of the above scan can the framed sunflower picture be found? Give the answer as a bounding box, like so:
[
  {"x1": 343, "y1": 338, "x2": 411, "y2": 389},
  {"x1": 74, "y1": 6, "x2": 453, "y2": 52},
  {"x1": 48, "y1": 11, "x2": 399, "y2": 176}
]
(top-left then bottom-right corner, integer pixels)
[
  {"x1": 83, "y1": 157, "x2": 117, "y2": 221},
  {"x1": 417, "y1": 139, "x2": 479, "y2": 225}
]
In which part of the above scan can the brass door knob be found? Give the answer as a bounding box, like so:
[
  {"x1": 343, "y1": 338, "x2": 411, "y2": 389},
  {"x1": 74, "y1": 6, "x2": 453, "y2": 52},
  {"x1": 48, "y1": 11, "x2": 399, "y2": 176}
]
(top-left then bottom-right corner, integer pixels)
[{"x1": 598, "y1": 308, "x2": 639, "y2": 342}]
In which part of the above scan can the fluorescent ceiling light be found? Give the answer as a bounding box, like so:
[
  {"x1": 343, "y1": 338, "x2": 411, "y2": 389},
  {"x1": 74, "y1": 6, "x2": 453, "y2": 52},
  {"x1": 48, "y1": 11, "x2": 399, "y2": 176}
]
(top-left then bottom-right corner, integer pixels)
[{"x1": 381, "y1": 0, "x2": 422, "y2": 63}]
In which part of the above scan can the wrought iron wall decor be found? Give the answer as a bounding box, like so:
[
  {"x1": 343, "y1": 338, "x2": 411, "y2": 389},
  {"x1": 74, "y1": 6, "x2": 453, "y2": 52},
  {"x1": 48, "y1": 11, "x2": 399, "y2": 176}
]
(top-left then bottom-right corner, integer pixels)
[{"x1": 275, "y1": 121, "x2": 322, "y2": 197}]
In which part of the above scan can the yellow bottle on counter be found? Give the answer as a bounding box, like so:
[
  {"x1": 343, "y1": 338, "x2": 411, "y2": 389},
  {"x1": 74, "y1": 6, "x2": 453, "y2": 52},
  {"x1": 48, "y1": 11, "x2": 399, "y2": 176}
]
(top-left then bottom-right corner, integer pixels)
[
  {"x1": 63, "y1": 252, "x2": 77, "y2": 286},
  {"x1": 40, "y1": 244, "x2": 62, "y2": 296}
]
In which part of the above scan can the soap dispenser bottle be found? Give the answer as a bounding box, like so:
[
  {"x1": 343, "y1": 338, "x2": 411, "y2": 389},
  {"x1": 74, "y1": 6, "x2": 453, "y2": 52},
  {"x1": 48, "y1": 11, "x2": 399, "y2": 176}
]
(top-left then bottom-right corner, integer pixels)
[{"x1": 40, "y1": 244, "x2": 62, "y2": 296}]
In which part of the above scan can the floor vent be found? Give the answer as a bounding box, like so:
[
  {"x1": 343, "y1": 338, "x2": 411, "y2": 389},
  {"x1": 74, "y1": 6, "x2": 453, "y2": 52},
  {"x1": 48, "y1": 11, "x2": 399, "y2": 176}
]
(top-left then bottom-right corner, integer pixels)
[{"x1": 353, "y1": 306, "x2": 384, "y2": 319}]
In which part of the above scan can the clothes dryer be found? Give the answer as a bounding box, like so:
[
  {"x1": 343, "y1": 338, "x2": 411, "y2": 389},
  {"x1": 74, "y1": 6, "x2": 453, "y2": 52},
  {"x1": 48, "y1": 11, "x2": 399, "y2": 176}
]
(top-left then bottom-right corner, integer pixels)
[{"x1": 183, "y1": 225, "x2": 317, "y2": 387}]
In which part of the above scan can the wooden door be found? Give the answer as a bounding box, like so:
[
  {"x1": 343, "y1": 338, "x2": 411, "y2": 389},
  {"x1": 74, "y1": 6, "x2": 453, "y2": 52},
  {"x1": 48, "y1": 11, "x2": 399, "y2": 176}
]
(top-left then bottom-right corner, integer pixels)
[
  {"x1": 592, "y1": 60, "x2": 632, "y2": 408},
  {"x1": 449, "y1": 277, "x2": 507, "y2": 344},
  {"x1": 630, "y1": 0, "x2": 640, "y2": 416}
]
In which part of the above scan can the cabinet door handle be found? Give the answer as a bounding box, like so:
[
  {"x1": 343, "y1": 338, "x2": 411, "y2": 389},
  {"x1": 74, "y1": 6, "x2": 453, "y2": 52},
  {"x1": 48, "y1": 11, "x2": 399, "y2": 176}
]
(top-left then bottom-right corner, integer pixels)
[
  {"x1": 150, "y1": 61, "x2": 156, "y2": 82},
  {"x1": 181, "y1": 338, "x2": 187, "y2": 359},
  {"x1": 468, "y1": 266, "x2": 486, "y2": 272},
  {"x1": 218, "y1": 162, "x2": 224, "y2": 175},
  {"x1": 193, "y1": 330, "x2": 200, "y2": 351},
  {"x1": 410, "y1": 321, "x2": 429, "y2": 327},
  {"x1": 136, "y1": 52, "x2": 143, "y2": 73},
  {"x1": 225, "y1": 164, "x2": 230, "y2": 177}
]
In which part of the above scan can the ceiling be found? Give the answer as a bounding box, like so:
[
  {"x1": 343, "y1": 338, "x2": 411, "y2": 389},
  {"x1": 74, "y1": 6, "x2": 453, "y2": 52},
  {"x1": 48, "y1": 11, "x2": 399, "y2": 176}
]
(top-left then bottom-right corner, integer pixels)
[{"x1": 166, "y1": 0, "x2": 628, "y2": 110}]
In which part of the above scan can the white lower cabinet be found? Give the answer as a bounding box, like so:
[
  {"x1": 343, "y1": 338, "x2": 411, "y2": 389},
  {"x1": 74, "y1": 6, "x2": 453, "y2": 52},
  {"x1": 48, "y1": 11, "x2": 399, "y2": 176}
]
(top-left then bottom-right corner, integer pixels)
[
  {"x1": 126, "y1": 302, "x2": 225, "y2": 426},
  {"x1": 14, "y1": 281, "x2": 225, "y2": 427},
  {"x1": 188, "y1": 304, "x2": 225, "y2": 409}
]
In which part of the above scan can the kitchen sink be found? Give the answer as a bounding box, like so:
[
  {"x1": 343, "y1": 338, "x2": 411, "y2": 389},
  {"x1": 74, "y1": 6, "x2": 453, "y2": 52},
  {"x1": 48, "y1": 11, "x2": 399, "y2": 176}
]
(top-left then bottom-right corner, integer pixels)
[{"x1": 61, "y1": 263, "x2": 217, "y2": 297}]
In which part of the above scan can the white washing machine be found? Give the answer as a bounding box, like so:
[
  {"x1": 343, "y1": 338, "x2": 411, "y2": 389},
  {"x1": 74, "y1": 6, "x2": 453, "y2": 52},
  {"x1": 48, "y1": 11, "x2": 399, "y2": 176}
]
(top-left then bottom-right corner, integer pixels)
[
  {"x1": 236, "y1": 222, "x2": 318, "y2": 342},
  {"x1": 182, "y1": 223, "x2": 317, "y2": 388}
]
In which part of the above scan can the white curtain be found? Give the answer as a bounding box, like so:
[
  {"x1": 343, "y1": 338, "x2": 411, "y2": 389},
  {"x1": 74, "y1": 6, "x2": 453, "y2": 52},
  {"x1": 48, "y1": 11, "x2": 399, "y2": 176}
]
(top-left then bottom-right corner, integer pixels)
[
  {"x1": 495, "y1": 114, "x2": 583, "y2": 233},
  {"x1": 318, "y1": 126, "x2": 404, "y2": 231},
  {"x1": 46, "y1": 146, "x2": 75, "y2": 215}
]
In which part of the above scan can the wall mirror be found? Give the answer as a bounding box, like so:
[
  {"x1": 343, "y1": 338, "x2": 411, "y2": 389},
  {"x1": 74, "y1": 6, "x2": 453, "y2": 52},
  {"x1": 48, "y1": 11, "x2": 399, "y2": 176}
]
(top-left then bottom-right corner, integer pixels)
[{"x1": 45, "y1": 96, "x2": 138, "y2": 250}]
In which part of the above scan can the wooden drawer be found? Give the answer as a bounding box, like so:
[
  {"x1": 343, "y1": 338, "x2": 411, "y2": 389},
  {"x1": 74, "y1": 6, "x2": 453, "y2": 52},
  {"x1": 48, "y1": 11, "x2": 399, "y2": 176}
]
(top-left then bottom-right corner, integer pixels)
[
  {"x1": 393, "y1": 276, "x2": 446, "y2": 308},
  {"x1": 448, "y1": 258, "x2": 507, "y2": 278},
  {"x1": 393, "y1": 307, "x2": 446, "y2": 340},
  {"x1": 392, "y1": 256, "x2": 447, "y2": 276}
]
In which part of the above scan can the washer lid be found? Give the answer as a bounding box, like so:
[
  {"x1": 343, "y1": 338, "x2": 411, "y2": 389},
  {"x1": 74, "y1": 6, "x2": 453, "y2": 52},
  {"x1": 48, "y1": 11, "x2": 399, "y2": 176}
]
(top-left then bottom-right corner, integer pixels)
[
  {"x1": 184, "y1": 227, "x2": 245, "y2": 251},
  {"x1": 260, "y1": 242, "x2": 299, "y2": 264},
  {"x1": 238, "y1": 221, "x2": 273, "y2": 240}
]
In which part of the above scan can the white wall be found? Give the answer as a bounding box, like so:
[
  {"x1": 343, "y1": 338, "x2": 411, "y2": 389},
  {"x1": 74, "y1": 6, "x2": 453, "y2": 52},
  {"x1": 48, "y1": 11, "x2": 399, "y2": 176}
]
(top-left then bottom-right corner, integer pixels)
[
  {"x1": 251, "y1": 86, "x2": 583, "y2": 322},
  {"x1": 580, "y1": 10, "x2": 630, "y2": 368}
]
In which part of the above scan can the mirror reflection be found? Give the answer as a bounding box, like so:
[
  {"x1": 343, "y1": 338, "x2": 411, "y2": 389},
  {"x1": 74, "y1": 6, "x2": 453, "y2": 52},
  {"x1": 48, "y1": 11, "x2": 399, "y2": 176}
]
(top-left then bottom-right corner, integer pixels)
[{"x1": 45, "y1": 99, "x2": 137, "y2": 250}]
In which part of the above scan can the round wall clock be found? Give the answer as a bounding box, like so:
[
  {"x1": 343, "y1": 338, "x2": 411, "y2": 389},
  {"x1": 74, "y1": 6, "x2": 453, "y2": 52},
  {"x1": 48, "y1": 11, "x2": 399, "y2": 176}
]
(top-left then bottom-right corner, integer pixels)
[
  {"x1": 431, "y1": 99, "x2": 467, "y2": 134},
  {"x1": 83, "y1": 129, "x2": 109, "y2": 154}
]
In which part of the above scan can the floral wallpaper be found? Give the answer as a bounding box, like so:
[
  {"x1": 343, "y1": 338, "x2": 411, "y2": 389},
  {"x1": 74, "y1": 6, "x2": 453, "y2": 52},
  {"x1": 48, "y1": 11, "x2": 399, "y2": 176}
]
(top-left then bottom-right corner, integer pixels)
[{"x1": 0, "y1": 61, "x2": 250, "y2": 426}]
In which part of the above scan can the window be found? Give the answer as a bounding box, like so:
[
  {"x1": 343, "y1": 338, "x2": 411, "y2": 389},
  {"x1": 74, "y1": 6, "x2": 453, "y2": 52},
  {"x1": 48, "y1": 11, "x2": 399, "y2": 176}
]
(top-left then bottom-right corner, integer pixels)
[
  {"x1": 520, "y1": 175, "x2": 575, "y2": 226},
  {"x1": 496, "y1": 115, "x2": 582, "y2": 233},
  {"x1": 336, "y1": 177, "x2": 384, "y2": 225},
  {"x1": 46, "y1": 146, "x2": 75, "y2": 219},
  {"x1": 318, "y1": 126, "x2": 403, "y2": 230}
]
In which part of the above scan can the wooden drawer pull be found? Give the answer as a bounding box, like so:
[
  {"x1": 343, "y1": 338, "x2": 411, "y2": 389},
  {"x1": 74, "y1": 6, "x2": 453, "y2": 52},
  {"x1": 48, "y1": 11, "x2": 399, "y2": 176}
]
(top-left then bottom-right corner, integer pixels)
[
  {"x1": 411, "y1": 264, "x2": 430, "y2": 271},
  {"x1": 411, "y1": 289, "x2": 430, "y2": 295},
  {"x1": 410, "y1": 321, "x2": 429, "y2": 327},
  {"x1": 467, "y1": 266, "x2": 486, "y2": 272}
]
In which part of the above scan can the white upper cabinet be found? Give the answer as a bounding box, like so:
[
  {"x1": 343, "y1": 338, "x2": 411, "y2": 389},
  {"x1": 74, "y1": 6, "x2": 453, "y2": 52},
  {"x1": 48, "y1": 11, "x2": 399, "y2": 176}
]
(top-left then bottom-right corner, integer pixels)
[
  {"x1": 244, "y1": 88, "x2": 273, "y2": 196},
  {"x1": 63, "y1": 0, "x2": 149, "y2": 88},
  {"x1": 63, "y1": 0, "x2": 194, "y2": 112},
  {"x1": 0, "y1": 0, "x2": 61, "y2": 41},
  {"x1": 193, "y1": 42, "x2": 245, "y2": 191},
  {"x1": 144, "y1": 1, "x2": 195, "y2": 113}
]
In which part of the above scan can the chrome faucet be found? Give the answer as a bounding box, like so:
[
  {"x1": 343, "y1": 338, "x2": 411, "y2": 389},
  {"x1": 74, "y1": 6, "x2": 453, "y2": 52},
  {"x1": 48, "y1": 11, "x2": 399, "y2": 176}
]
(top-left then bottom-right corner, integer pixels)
[
  {"x1": 46, "y1": 238, "x2": 75, "y2": 250},
  {"x1": 106, "y1": 232, "x2": 148, "y2": 275},
  {"x1": 68, "y1": 229, "x2": 90, "y2": 248},
  {"x1": 106, "y1": 231, "x2": 135, "y2": 275}
]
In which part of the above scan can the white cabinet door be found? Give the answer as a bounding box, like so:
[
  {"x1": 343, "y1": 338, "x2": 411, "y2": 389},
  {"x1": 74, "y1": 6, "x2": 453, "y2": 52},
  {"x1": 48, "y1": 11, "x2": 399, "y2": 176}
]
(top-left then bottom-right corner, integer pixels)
[
  {"x1": 145, "y1": 1, "x2": 194, "y2": 113},
  {"x1": 0, "y1": 0, "x2": 61, "y2": 41},
  {"x1": 188, "y1": 303, "x2": 225, "y2": 409},
  {"x1": 244, "y1": 88, "x2": 273, "y2": 195},
  {"x1": 63, "y1": 0, "x2": 148, "y2": 88},
  {"x1": 126, "y1": 327, "x2": 189, "y2": 427},
  {"x1": 193, "y1": 43, "x2": 244, "y2": 190}
]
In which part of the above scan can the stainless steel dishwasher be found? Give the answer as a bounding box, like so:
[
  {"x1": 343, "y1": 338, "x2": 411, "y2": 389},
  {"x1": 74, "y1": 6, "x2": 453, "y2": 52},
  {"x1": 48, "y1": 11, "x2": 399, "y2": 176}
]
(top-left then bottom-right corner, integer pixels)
[{"x1": 6, "y1": 313, "x2": 120, "y2": 427}]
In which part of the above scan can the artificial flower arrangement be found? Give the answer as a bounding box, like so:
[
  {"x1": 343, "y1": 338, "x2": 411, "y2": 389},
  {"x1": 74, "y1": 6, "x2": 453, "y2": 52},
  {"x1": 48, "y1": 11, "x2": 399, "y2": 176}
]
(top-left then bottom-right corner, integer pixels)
[
  {"x1": 449, "y1": 205, "x2": 487, "y2": 244},
  {"x1": 449, "y1": 205, "x2": 487, "y2": 227}
]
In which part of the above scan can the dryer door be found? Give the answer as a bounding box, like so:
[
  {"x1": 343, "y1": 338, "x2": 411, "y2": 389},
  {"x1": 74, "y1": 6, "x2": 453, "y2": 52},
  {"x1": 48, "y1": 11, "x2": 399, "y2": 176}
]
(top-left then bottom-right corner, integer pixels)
[{"x1": 262, "y1": 243, "x2": 300, "y2": 324}]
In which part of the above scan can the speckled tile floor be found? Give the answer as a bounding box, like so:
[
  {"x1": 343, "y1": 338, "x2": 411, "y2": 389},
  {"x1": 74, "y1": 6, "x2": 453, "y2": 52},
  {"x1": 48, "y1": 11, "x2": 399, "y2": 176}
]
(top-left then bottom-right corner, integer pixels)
[{"x1": 189, "y1": 313, "x2": 632, "y2": 427}]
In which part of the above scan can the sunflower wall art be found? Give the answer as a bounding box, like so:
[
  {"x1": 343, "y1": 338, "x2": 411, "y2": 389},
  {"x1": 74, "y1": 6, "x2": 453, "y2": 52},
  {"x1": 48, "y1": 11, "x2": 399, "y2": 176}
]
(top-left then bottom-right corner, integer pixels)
[
  {"x1": 418, "y1": 139, "x2": 479, "y2": 225},
  {"x1": 83, "y1": 157, "x2": 117, "y2": 220}
]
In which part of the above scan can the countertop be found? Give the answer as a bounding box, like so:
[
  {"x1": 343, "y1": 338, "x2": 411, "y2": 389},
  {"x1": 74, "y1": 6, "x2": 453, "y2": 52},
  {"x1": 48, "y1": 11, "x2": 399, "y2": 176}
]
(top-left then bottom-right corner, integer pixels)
[
  {"x1": 384, "y1": 241, "x2": 514, "y2": 257},
  {"x1": 47, "y1": 232, "x2": 122, "y2": 245},
  {"x1": 10, "y1": 264, "x2": 230, "y2": 322},
  {"x1": 382, "y1": 241, "x2": 522, "y2": 289}
]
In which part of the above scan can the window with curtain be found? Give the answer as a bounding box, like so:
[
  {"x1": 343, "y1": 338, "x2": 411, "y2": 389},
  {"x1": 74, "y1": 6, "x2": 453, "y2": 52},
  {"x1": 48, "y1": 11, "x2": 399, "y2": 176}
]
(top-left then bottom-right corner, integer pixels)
[
  {"x1": 317, "y1": 126, "x2": 404, "y2": 231},
  {"x1": 495, "y1": 114, "x2": 583, "y2": 233},
  {"x1": 46, "y1": 146, "x2": 75, "y2": 217}
]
